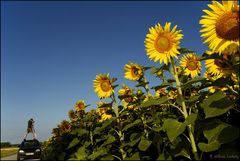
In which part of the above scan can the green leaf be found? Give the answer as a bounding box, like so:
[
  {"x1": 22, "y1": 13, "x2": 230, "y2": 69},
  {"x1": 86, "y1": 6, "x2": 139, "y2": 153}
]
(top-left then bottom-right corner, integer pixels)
[
  {"x1": 201, "y1": 91, "x2": 234, "y2": 118},
  {"x1": 67, "y1": 138, "x2": 79, "y2": 149},
  {"x1": 88, "y1": 148, "x2": 108, "y2": 160},
  {"x1": 218, "y1": 125, "x2": 239, "y2": 144},
  {"x1": 75, "y1": 146, "x2": 87, "y2": 160},
  {"x1": 127, "y1": 137, "x2": 141, "y2": 147},
  {"x1": 174, "y1": 149, "x2": 191, "y2": 160},
  {"x1": 138, "y1": 138, "x2": 152, "y2": 151},
  {"x1": 77, "y1": 129, "x2": 89, "y2": 137},
  {"x1": 152, "y1": 82, "x2": 172, "y2": 90},
  {"x1": 182, "y1": 77, "x2": 207, "y2": 89},
  {"x1": 203, "y1": 121, "x2": 239, "y2": 144},
  {"x1": 184, "y1": 113, "x2": 197, "y2": 125},
  {"x1": 178, "y1": 48, "x2": 195, "y2": 54},
  {"x1": 126, "y1": 152, "x2": 140, "y2": 160},
  {"x1": 198, "y1": 141, "x2": 221, "y2": 152},
  {"x1": 200, "y1": 52, "x2": 221, "y2": 61},
  {"x1": 101, "y1": 135, "x2": 116, "y2": 147},
  {"x1": 199, "y1": 121, "x2": 239, "y2": 152},
  {"x1": 94, "y1": 118, "x2": 116, "y2": 135},
  {"x1": 157, "y1": 153, "x2": 172, "y2": 161},
  {"x1": 163, "y1": 119, "x2": 186, "y2": 142},
  {"x1": 100, "y1": 155, "x2": 114, "y2": 160},
  {"x1": 122, "y1": 119, "x2": 142, "y2": 131},
  {"x1": 152, "y1": 125, "x2": 162, "y2": 132},
  {"x1": 139, "y1": 96, "x2": 168, "y2": 108}
]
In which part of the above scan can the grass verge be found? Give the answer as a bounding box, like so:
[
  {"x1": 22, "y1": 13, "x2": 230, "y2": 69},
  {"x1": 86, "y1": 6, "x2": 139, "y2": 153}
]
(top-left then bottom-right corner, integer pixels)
[{"x1": 1, "y1": 147, "x2": 18, "y2": 158}]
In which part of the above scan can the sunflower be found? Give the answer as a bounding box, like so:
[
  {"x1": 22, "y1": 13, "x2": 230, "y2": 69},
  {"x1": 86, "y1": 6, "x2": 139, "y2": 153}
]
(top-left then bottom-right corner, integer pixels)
[
  {"x1": 145, "y1": 22, "x2": 183, "y2": 65},
  {"x1": 97, "y1": 101, "x2": 112, "y2": 115},
  {"x1": 124, "y1": 63, "x2": 143, "y2": 81},
  {"x1": 60, "y1": 120, "x2": 71, "y2": 134},
  {"x1": 75, "y1": 100, "x2": 86, "y2": 112},
  {"x1": 99, "y1": 113, "x2": 112, "y2": 122},
  {"x1": 96, "y1": 102, "x2": 112, "y2": 122},
  {"x1": 180, "y1": 54, "x2": 201, "y2": 78},
  {"x1": 68, "y1": 109, "x2": 77, "y2": 122},
  {"x1": 205, "y1": 53, "x2": 232, "y2": 76},
  {"x1": 200, "y1": 1, "x2": 239, "y2": 54},
  {"x1": 118, "y1": 84, "x2": 133, "y2": 103},
  {"x1": 93, "y1": 73, "x2": 114, "y2": 98},
  {"x1": 155, "y1": 88, "x2": 167, "y2": 98},
  {"x1": 168, "y1": 89, "x2": 178, "y2": 100},
  {"x1": 203, "y1": 71, "x2": 228, "y2": 93},
  {"x1": 52, "y1": 128, "x2": 60, "y2": 137}
]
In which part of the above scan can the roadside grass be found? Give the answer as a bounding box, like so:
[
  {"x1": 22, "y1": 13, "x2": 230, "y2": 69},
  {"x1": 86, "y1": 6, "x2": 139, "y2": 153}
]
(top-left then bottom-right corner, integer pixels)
[{"x1": 1, "y1": 147, "x2": 18, "y2": 158}]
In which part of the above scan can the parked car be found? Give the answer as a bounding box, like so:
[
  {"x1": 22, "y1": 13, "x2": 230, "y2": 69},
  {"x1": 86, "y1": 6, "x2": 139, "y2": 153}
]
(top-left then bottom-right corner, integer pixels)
[{"x1": 17, "y1": 139, "x2": 41, "y2": 161}]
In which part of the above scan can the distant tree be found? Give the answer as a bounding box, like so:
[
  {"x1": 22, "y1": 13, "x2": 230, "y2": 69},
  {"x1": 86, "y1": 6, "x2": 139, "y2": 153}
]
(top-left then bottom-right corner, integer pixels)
[{"x1": 1, "y1": 142, "x2": 11, "y2": 148}]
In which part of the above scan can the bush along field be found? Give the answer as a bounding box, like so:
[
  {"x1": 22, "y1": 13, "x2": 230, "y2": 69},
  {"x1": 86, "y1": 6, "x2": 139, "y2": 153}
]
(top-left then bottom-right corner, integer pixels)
[{"x1": 41, "y1": 1, "x2": 239, "y2": 160}]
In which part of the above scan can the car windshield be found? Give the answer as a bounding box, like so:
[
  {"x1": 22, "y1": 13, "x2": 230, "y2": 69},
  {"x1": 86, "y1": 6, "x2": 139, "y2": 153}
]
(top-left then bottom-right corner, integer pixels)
[{"x1": 21, "y1": 140, "x2": 40, "y2": 147}]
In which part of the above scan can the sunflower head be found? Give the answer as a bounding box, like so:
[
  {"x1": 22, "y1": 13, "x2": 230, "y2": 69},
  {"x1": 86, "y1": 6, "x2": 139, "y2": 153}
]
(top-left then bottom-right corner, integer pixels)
[
  {"x1": 155, "y1": 88, "x2": 167, "y2": 98},
  {"x1": 75, "y1": 100, "x2": 86, "y2": 112},
  {"x1": 93, "y1": 73, "x2": 114, "y2": 98},
  {"x1": 124, "y1": 63, "x2": 143, "y2": 81},
  {"x1": 180, "y1": 53, "x2": 201, "y2": 78},
  {"x1": 145, "y1": 22, "x2": 183, "y2": 65},
  {"x1": 118, "y1": 84, "x2": 134, "y2": 103},
  {"x1": 205, "y1": 52, "x2": 232, "y2": 76},
  {"x1": 168, "y1": 89, "x2": 178, "y2": 100},
  {"x1": 60, "y1": 120, "x2": 71, "y2": 134},
  {"x1": 200, "y1": 1, "x2": 239, "y2": 54},
  {"x1": 96, "y1": 102, "x2": 112, "y2": 122},
  {"x1": 52, "y1": 128, "x2": 60, "y2": 137},
  {"x1": 68, "y1": 109, "x2": 77, "y2": 122},
  {"x1": 97, "y1": 101, "x2": 112, "y2": 115},
  {"x1": 99, "y1": 113, "x2": 112, "y2": 123}
]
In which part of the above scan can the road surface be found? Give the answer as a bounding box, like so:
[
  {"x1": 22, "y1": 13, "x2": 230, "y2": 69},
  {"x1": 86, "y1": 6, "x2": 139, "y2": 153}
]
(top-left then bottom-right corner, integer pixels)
[
  {"x1": 1, "y1": 154, "x2": 40, "y2": 161},
  {"x1": 1, "y1": 154, "x2": 17, "y2": 160}
]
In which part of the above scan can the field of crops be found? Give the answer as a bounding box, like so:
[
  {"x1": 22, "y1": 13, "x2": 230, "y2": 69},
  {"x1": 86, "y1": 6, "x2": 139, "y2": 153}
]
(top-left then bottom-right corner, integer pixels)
[{"x1": 41, "y1": 1, "x2": 239, "y2": 160}]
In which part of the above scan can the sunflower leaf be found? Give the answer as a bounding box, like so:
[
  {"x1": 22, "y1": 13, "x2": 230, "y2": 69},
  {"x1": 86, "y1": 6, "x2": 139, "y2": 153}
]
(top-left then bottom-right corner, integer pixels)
[
  {"x1": 201, "y1": 91, "x2": 234, "y2": 118},
  {"x1": 178, "y1": 48, "x2": 195, "y2": 54},
  {"x1": 139, "y1": 96, "x2": 168, "y2": 108}
]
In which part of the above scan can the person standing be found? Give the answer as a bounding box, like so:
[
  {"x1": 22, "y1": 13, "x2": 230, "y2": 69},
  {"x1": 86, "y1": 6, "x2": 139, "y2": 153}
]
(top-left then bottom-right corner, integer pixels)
[{"x1": 24, "y1": 118, "x2": 37, "y2": 140}]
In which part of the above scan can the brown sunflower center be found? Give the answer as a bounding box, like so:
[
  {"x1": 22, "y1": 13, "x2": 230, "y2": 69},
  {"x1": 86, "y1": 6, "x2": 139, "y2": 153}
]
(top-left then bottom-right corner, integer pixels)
[
  {"x1": 78, "y1": 102, "x2": 84, "y2": 110},
  {"x1": 186, "y1": 60, "x2": 198, "y2": 71},
  {"x1": 131, "y1": 66, "x2": 139, "y2": 77},
  {"x1": 124, "y1": 90, "x2": 133, "y2": 103},
  {"x1": 214, "y1": 59, "x2": 229, "y2": 69},
  {"x1": 155, "y1": 35, "x2": 172, "y2": 52},
  {"x1": 215, "y1": 12, "x2": 239, "y2": 40},
  {"x1": 100, "y1": 80, "x2": 111, "y2": 92}
]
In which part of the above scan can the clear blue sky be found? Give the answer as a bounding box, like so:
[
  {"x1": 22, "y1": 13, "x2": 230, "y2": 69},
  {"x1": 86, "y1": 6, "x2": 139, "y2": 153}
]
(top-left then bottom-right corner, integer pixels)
[{"x1": 1, "y1": 1, "x2": 209, "y2": 144}]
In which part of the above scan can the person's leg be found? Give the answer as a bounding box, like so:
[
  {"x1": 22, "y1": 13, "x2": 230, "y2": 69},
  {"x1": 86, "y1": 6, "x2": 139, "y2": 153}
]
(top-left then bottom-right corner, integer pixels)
[
  {"x1": 24, "y1": 129, "x2": 29, "y2": 140},
  {"x1": 32, "y1": 128, "x2": 36, "y2": 139}
]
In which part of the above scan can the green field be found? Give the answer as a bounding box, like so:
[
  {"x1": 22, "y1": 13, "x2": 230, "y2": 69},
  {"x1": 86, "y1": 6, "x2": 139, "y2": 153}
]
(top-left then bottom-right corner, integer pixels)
[{"x1": 1, "y1": 147, "x2": 18, "y2": 158}]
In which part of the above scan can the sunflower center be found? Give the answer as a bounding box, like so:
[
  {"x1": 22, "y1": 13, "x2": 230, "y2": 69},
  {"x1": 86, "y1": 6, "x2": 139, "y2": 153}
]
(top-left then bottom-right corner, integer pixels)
[
  {"x1": 100, "y1": 80, "x2": 111, "y2": 92},
  {"x1": 214, "y1": 59, "x2": 229, "y2": 69},
  {"x1": 186, "y1": 60, "x2": 198, "y2": 71},
  {"x1": 131, "y1": 67, "x2": 139, "y2": 77},
  {"x1": 155, "y1": 35, "x2": 172, "y2": 52},
  {"x1": 78, "y1": 103, "x2": 84, "y2": 109},
  {"x1": 215, "y1": 12, "x2": 239, "y2": 40}
]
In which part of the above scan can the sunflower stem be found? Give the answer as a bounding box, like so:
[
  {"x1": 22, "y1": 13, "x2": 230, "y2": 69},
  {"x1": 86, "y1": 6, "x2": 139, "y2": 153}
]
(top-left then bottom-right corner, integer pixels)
[
  {"x1": 143, "y1": 76, "x2": 150, "y2": 95},
  {"x1": 112, "y1": 93, "x2": 125, "y2": 160},
  {"x1": 170, "y1": 59, "x2": 199, "y2": 160}
]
